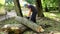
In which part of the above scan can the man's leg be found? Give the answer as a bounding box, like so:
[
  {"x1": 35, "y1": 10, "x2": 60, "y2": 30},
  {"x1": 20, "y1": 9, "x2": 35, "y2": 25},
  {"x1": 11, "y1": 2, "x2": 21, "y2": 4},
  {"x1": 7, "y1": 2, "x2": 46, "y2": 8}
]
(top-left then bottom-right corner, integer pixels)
[
  {"x1": 30, "y1": 13, "x2": 37, "y2": 23},
  {"x1": 31, "y1": 17, "x2": 36, "y2": 23}
]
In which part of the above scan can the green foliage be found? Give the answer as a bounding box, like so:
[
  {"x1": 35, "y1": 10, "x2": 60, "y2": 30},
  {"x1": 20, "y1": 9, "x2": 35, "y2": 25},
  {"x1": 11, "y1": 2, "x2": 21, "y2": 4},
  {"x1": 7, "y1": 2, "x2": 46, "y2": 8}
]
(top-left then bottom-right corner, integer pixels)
[
  {"x1": 5, "y1": 0, "x2": 15, "y2": 11},
  {"x1": 25, "y1": 0, "x2": 36, "y2": 4},
  {"x1": 56, "y1": 0, "x2": 60, "y2": 4},
  {"x1": 0, "y1": 3, "x2": 3, "y2": 7},
  {"x1": 6, "y1": 4, "x2": 14, "y2": 11},
  {"x1": 42, "y1": 0, "x2": 57, "y2": 8},
  {"x1": 5, "y1": 0, "x2": 14, "y2": 11},
  {"x1": 5, "y1": 0, "x2": 13, "y2": 4}
]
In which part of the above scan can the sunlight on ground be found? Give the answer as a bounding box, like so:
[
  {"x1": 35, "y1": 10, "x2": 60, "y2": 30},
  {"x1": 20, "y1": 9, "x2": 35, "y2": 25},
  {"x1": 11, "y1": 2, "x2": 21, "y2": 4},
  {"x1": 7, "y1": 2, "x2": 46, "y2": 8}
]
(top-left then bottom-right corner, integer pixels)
[
  {"x1": 44, "y1": 12, "x2": 56, "y2": 18},
  {"x1": 44, "y1": 12, "x2": 60, "y2": 22},
  {"x1": 50, "y1": 13, "x2": 56, "y2": 16}
]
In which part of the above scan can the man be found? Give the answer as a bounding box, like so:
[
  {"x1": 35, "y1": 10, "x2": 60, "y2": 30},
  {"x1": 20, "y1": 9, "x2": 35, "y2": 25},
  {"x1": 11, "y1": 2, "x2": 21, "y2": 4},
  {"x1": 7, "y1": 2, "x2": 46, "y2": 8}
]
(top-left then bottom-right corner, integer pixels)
[{"x1": 24, "y1": 4, "x2": 38, "y2": 23}]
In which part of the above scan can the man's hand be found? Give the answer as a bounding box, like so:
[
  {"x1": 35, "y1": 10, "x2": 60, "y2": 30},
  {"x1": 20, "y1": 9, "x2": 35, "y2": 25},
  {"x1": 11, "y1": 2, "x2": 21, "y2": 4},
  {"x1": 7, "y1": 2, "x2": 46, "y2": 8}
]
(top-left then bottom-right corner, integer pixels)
[
  {"x1": 28, "y1": 8, "x2": 32, "y2": 17},
  {"x1": 26, "y1": 17, "x2": 30, "y2": 19}
]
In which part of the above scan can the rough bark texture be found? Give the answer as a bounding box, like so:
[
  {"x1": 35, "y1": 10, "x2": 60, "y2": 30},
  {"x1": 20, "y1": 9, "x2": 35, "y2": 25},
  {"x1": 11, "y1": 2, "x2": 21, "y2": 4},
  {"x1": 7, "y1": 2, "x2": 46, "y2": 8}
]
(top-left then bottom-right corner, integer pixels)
[
  {"x1": 13, "y1": 0, "x2": 23, "y2": 17},
  {"x1": 36, "y1": 0, "x2": 44, "y2": 17},
  {"x1": 15, "y1": 16, "x2": 44, "y2": 33}
]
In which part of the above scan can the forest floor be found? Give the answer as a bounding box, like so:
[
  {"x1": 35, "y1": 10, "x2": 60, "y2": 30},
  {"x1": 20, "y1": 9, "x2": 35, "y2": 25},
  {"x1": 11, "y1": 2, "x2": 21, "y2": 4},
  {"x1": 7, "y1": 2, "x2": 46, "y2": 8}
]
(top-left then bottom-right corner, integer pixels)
[
  {"x1": 0, "y1": 11, "x2": 60, "y2": 34},
  {"x1": 36, "y1": 12, "x2": 60, "y2": 34}
]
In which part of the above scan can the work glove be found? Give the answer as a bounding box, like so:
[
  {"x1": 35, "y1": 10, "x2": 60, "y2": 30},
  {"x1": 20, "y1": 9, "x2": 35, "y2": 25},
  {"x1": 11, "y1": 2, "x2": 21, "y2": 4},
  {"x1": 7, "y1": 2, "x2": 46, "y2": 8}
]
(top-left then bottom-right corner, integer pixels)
[{"x1": 26, "y1": 17, "x2": 30, "y2": 19}]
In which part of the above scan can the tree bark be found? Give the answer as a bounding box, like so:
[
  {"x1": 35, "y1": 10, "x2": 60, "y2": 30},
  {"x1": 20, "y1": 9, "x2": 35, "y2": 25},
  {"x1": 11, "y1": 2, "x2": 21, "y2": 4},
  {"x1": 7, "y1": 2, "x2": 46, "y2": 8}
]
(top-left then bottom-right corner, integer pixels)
[
  {"x1": 36, "y1": 0, "x2": 44, "y2": 17},
  {"x1": 15, "y1": 16, "x2": 44, "y2": 33},
  {"x1": 13, "y1": 0, "x2": 23, "y2": 17}
]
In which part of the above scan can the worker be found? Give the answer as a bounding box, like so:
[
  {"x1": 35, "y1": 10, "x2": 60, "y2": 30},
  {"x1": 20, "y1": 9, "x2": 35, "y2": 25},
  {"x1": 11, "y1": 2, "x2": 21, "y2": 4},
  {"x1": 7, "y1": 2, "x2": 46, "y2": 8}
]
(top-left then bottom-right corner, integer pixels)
[{"x1": 24, "y1": 4, "x2": 38, "y2": 23}]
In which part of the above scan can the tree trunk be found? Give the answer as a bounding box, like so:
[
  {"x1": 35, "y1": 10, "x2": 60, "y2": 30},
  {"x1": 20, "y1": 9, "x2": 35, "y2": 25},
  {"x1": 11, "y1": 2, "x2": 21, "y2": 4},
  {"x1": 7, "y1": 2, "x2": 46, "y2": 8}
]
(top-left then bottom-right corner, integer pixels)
[
  {"x1": 58, "y1": 0, "x2": 60, "y2": 12},
  {"x1": 45, "y1": 5, "x2": 49, "y2": 12},
  {"x1": 57, "y1": 0, "x2": 60, "y2": 12},
  {"x1": 15, "y1": 16, "x2": 44, "y2": 33},
  {"x1": 36, "y1": 0, "x2": 44, "y2": 17},
  {"x1": 13, "y1": 0, "x2": 23, "y2": 17}
]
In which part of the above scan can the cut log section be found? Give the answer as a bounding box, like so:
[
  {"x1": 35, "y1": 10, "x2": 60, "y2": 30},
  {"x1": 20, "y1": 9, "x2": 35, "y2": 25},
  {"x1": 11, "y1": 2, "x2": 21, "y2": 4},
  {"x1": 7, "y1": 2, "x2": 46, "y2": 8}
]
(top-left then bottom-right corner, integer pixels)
[
  {"x1": 15, "y1": 16, "x2": 44, "y2": 33},
  {"x1": 1, "y1": 24, "x2": 27, "y2": 34}
]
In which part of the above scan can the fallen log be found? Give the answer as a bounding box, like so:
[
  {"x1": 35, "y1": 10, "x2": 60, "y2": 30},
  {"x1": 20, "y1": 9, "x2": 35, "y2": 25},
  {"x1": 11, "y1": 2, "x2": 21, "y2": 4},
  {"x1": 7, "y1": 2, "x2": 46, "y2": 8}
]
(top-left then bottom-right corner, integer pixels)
[
  {"x1": 0, "y1": 16, "x2": 27, "y2": 34},
  {"x1": 1, "y1": 24, "x2": 27, "y2": 34},
  {"x1": 15, "y1": 16, "x2": 44, "y2": 33}
]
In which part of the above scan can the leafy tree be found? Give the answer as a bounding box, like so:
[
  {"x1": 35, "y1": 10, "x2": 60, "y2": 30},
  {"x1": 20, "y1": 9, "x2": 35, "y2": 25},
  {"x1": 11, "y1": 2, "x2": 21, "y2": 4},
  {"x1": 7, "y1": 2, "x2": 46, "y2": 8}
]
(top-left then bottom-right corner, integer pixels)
[
  {"x1": 42, "y1": 0, "x2": 58, "y2": 8},
  {"x1": 41, "y1": 0, "x2": 58, "y2": 11},
  {"x1": 5, "y1": 0, "x2": 14, "y2": 11}
]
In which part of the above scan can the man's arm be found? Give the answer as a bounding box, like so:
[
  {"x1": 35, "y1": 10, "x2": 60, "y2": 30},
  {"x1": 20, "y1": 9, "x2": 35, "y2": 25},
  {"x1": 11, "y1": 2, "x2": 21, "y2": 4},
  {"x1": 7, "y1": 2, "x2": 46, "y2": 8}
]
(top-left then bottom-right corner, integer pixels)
[{"x1": 28, "y1": 8, "x2": 32, "y2": 17}]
